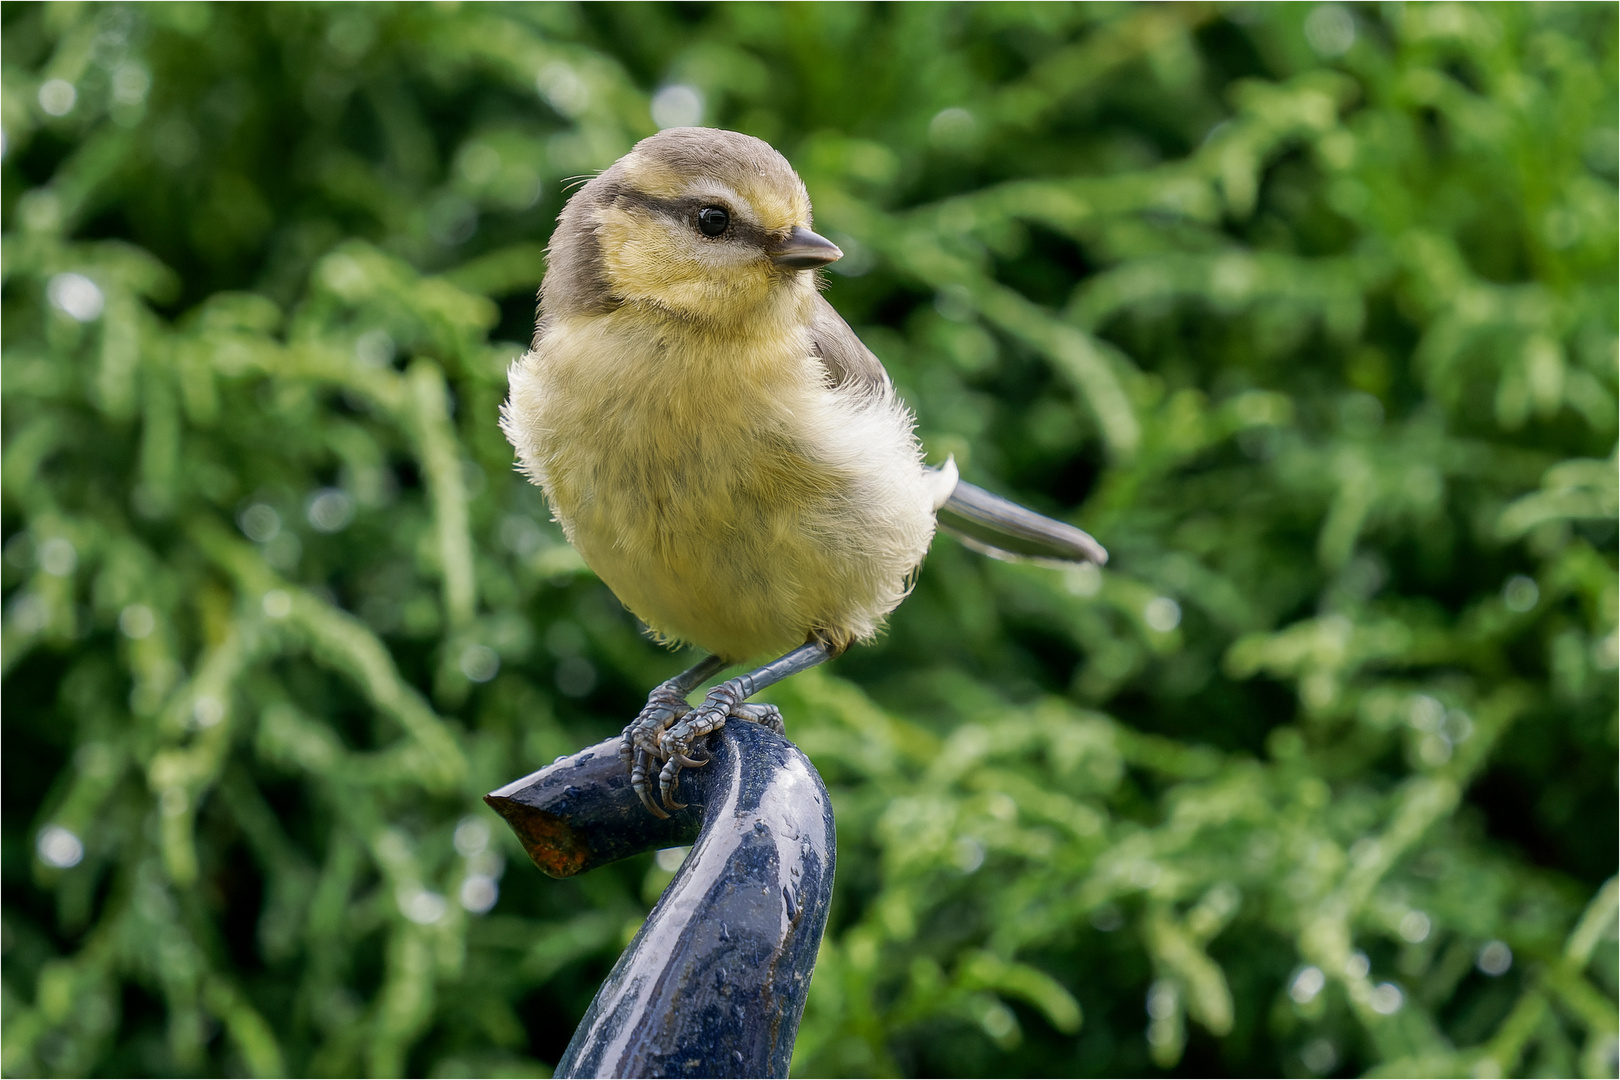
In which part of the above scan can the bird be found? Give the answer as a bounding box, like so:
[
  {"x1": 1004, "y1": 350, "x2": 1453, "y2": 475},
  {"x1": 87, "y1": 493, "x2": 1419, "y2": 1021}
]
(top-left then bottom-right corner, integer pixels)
[{"x1": 502, "y1": 127, "x2": 1106, "y2": 817}]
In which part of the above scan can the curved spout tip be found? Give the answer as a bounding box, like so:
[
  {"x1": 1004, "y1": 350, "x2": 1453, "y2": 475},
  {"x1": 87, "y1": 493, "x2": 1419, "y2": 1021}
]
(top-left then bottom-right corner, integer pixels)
[
  {"x1": 486, "y1": 742, "x2": 704, "y2": 876},
  {"x1": 483, "y1": 793, "x2": 595, "y2": 879}
]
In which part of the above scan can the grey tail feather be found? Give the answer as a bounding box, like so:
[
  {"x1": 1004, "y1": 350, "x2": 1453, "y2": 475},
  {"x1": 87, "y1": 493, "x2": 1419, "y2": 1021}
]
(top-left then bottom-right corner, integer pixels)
[{"x1": 933, "y1": 475, "x2": 1108, "y2": 567}]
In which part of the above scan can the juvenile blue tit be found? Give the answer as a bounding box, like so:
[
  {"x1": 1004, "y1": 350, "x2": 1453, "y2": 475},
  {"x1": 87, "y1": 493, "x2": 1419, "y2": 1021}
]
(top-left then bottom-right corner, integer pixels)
[{"x1": 503, "y1": 128, "x2": 1106, "y2": 816}]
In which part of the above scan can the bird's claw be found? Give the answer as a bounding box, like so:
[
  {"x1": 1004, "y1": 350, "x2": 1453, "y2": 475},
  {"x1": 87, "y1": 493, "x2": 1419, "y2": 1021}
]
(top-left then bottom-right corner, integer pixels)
[
  {"x1": 656, "y1": 700, "x2": 728, "y2": 810},
  {"x1": 623, "y1": 678, "x2": 786, "y2": 815},
  {"x1": 622, "y1": 683, "x2": 695, "y2": 819},
  {"x1": 735, "y1": 702, "x2": 786, "y2": 736}
]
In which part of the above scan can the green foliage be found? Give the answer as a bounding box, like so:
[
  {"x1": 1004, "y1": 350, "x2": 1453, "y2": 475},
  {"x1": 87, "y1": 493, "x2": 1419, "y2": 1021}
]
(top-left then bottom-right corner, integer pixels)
[{"x1": 2, "y1": 3, "x2": 1616, "y2": 1077}]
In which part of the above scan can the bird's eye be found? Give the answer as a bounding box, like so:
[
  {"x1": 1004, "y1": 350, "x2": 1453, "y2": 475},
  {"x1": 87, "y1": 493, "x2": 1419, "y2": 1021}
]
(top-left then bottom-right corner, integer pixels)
[{"x1": 696, "y1": 206, "x2": 731, "y2": 237}]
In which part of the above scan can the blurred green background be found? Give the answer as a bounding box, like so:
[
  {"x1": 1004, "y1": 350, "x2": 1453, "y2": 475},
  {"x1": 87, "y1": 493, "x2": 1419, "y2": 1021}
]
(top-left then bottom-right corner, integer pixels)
[{"x1": 2, "y1": 2, "x2": 1616, "y2": 1077}]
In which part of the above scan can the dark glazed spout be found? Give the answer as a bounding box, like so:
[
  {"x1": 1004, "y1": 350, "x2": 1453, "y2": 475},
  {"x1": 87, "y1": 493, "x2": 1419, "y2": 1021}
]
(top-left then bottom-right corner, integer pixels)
[{"x1": 485, "y1": 721, "x2": 836, "y2": 1079}]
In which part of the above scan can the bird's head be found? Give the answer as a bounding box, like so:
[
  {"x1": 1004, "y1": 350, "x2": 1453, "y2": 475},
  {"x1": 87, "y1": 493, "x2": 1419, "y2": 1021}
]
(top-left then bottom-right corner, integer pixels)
[{"x1": 543, "y1": 128, "x2": 842, "y2": 327}]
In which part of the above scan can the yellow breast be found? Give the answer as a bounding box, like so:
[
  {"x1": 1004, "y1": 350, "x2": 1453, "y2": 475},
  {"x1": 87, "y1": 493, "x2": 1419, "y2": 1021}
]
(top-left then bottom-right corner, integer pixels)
[{"x1": 504, "y1": 306, "x2": 937, "y2": 662}]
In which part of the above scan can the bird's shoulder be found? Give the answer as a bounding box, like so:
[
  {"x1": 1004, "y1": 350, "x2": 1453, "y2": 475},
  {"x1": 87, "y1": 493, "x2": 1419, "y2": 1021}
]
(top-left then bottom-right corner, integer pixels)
[{"x1": 808, "y1": 294, "x2": 890, "y2": 396}]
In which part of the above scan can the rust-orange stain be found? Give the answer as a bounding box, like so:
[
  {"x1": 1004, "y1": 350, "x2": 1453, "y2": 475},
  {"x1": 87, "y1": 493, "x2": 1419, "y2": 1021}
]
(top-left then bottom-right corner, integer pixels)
[{"x1": 483, "y1": 795, "x2": 593, "y2": 878}]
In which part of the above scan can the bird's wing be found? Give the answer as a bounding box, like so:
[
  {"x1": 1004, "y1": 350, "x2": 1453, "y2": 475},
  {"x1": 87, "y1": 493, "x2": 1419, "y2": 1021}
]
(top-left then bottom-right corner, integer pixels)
[
  {"x1": 812, "y1": 294, "x2": 1107, "y2": 566},
  {"x1": 808, "y1": 294, "x2": 890, "y2": 395}
]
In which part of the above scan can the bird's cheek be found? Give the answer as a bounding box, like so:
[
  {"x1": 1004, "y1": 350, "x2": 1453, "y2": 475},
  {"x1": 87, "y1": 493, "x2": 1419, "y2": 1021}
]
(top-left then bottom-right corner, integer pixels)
[
  {"x1": 673, "y1": 273, "x2": 772, "y2": 321},
  {"x1": 601, "y1": 231, "x2": 690, "y2": 302}
]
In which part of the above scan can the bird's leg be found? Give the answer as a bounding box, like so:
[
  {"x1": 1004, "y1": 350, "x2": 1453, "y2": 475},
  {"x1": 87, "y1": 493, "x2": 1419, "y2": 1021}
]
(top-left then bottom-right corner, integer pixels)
[
  {"x1": 622, "y1": 654, "x2": 728, "y2": 818},
  {"x1": 657, "y1": 640, "x2": 831, "y2": 811}
]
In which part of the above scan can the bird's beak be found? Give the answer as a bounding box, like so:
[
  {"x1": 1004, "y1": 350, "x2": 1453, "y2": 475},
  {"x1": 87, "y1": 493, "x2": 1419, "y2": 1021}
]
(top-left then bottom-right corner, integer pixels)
[{"x1": 769, "y1": 227, "x2": 843, "y2": 269}]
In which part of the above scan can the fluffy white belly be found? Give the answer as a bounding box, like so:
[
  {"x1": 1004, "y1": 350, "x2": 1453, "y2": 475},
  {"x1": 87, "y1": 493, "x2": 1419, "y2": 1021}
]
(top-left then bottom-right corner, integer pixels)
[{"x1": 504, "y1": 314, "x2": 938, "y2": 662}]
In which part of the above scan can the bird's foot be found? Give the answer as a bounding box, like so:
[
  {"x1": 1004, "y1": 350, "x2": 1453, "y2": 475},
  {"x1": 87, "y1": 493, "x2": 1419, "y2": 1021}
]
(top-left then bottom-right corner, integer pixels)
[
  {"x1": 621, "y1": 682, "x2": 695, "y2": 819},
  {"x1": 734, "y1": 702, "x2": 786, "y2": 736},
  {"x1": 654, "y1": 683, "x2": 785, "y2": 812}
]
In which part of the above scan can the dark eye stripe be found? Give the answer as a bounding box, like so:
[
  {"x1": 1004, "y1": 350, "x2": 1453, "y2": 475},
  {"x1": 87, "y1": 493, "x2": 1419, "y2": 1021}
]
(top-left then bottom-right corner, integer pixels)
[{"x1": 600, "y1": 185, "x2": 775, "y2": 248}]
